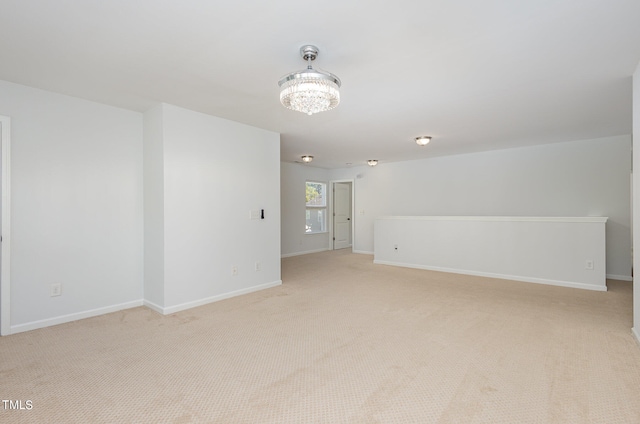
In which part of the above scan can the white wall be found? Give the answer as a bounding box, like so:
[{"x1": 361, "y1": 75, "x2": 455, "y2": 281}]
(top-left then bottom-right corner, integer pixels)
[
  {"x1": 0, "y1": 80, "x2": 144, "y2": 331},
  {"x1": 0, "y1": 81, "x2": 281, "y2": 332},
  {"x1": 143, "y1": 104, "x2": 165, "y2": 307},
  {"x1": 633, "y1": 63, "x2": 640, "y2": 342},
  {"x1": 329, "y1": 136, "x2": 632, "y2": 279},
  {"x1": 148, "y1": 104, "x2": 281, "y2": 313},
  {"x1": 375, "y1": 216, "x2": 607, "y2": 291},
  {"x1": 281, "y1": 162, "x2": 331, "y2": 256}
]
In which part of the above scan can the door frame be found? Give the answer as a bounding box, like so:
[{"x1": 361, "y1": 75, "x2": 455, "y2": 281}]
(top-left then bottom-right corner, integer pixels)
[
  {"x1": 1, "y1": 116, "x2": 10, "y2": 336},
  {"x1": 329, "y1": 179, "x2": 355, "y2": 251}
]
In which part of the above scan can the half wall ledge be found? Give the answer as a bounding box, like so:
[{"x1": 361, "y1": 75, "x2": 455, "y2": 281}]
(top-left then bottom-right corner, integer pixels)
[{"x1": 373, "y1": 216, "x2": 608, "y2": 291}]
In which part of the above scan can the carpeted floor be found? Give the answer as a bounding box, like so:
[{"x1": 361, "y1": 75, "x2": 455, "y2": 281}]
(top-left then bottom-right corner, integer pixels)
[{"x1": 1, "y1": 249, "x2": 639, "y2": 423}]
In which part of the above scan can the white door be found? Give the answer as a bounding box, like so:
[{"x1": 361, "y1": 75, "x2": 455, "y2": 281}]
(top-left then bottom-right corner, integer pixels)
[{"x1": 333, "y1": 182, "x2": 352, "y2": 249}]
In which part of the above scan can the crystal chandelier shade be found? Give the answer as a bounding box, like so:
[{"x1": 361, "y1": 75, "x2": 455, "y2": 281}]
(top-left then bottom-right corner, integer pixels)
[{"x1": 279, "y1": 45, "x2": 341, "y2": 116}]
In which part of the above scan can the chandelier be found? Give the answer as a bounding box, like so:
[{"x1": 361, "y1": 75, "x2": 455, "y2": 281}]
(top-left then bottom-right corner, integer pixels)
[{"x1": 278, "y1": 45, "x2": 341, "y2": 116}]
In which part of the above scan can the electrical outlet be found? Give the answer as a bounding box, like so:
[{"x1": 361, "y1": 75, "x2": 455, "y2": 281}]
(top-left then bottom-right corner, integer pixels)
[
  {"x1": 585, "y1": 260, "x2": 594, "y2": 270},
  {"x1": 255, "y1": 261, "x2": 261, "y2": 271},
  {"x1": 50, "y1": 283, "x2": 62, "y2": 297},
  {"x1": 232, "y1": 266, "x2": 238, "y2": 276}
]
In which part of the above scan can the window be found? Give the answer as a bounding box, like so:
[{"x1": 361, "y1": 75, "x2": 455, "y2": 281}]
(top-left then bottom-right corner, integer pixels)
[{"x1": 305, "y1": 181, "x2": 326, "y2": 233}]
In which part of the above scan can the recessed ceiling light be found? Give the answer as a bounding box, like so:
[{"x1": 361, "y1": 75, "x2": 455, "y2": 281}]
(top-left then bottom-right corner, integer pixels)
[
  {"x1": 367, "y1": 160, "x2": 378, "y2": 167},
  {"x1": 415, "y1": 136, "x2": 432, "y2": 146},
  {"x1": 301, "y1": 155, "x2": 313, "y2": 163}
]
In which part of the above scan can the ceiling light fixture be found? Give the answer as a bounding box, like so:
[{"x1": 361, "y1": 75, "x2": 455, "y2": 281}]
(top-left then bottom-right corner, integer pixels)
[
  {"x1": 367, "y1": 160, "x2": 378, "y2": 167},
  {"x1": 301, "y1": 155, "x2": 314, "y2": 163},
  {"x1": 278, "y1": 45, "x2": 341, "y2": 116},
  {"x1": 415, "y1": 136, "x2": 432, "y2": 146}
]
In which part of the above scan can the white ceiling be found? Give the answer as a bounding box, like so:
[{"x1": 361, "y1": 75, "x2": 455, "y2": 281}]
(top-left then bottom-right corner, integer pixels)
[{"x1": 1, "y1": 0, "x2": 639, "y2": 168}]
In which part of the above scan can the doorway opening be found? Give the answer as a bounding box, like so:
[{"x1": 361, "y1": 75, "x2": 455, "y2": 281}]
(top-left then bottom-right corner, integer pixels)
[{"x1": 331, "y1": 180, "x2": 354, "y2": 250}]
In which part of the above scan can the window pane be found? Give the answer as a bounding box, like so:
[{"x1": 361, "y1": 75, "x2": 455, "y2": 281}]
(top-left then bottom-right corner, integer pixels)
[
  {"x1": 305, "y1": 181, "x2": 327, "y2": 233},
  {"x1": 305, "y1": 208, "x2": 326, "y2": 233},
  {"x1": 306, "y1": 182, "x2": 326, "y2": 207}
]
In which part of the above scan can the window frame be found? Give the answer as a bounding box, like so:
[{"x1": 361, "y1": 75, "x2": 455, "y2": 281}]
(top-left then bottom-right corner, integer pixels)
[{"x1": 305, "y1": 180, "x2": 328, "y2": 234}]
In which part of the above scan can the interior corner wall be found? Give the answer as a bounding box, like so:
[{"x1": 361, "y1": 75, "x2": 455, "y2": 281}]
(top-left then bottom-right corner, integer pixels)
[
  {"x1": 0, "y1": 80, "x2": 144, "y2": 332},
  {"x1": 158, "y1": 104, "x2": 281, "y2": 311},
  {"x1": 143, "y1": 104, "x2": 165, "y2": 309},
  {"x1": 633, "y1": 62, "x2": 640, "y2": 341},
  {"x1": 329, "y1": 135, "x2": 632, "y2": 279},
  {"x1": 281, "y1": 162, "x2": 330, "y2": 257}
]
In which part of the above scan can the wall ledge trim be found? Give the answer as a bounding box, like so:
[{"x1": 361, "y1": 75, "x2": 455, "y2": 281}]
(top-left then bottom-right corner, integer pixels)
[{"x1": 374, "y1": 260, "x2": 607, "y2": 292}]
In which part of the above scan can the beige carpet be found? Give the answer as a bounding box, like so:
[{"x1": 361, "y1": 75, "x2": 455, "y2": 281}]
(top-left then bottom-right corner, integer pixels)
[{"x1": 1, "y1": 249, "x2": 640, "y2": 423}]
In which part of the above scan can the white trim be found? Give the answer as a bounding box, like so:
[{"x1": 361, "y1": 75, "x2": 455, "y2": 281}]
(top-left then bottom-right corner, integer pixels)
[
  {"x1": 0, "y1": 116, "x2": 10, "y2": 336},
  {"x1": 10, "y1": 300, "x2": 144, "y2": 334},
  {"x1": 373, "y1": 260, "x2": 607, "y2": 292},
  {"x1": 143, "y1": 300, "x2": 164, "y2": 314},
  {"x1": 353, "y1": 250, "x2": 374, "y2": 255},
  {"x1": 375, "y1": 216, "x2": 608, "y2": 223},
  {"x1": 281, "y1": 248, "x2": 330, "y2": 258},
  {"x1": 606, "y1": 274, "x2": 633, "y2": 282},
  {"x1": 160, "y1": 280, "x2": 282, "y2": 315},
  {"x1": 633, "y1": 328, "x2": 640, "y2": 345}
]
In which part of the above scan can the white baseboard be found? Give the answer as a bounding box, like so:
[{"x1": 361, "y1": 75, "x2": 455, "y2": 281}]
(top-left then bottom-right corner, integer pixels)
[
  {"x1": 143, "y1": 300, "x2": 164, "y2": 314},
  {"x1": 353, "y1": 250, "x2": 374, "y2": 255},
  {"x1": 633, "y1": 328, "x2": 640, "y2": 345},
  {"x1": 7, "y1": 281, "x2": 284, "y2": 334},
  {"x1": 160, "y1": 280, "x2": 282, "y2": 315},
  {"x1": 373, "y1": 260, "x2": 607, "y2": 292},
  {"x1": 606, "y1": 274, "x2": 633, "y2": 282},
  {"x1": 10, "y1": 299, "x2": 144, "y2": 334},
  {"x1": 282, "y1": 249, "x2": 373, "y2": 257},
  {"x1": 281, "y1": 248, "x2": 330, "y2": 258}
]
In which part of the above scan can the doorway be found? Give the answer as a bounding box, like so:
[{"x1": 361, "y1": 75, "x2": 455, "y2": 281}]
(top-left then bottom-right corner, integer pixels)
[
  {"x1": 0, "y1": 115, "x2": 10, "y2": 336},
  {"x1": 331, "y1": 180, "x2": 353, "y2": 250}
]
